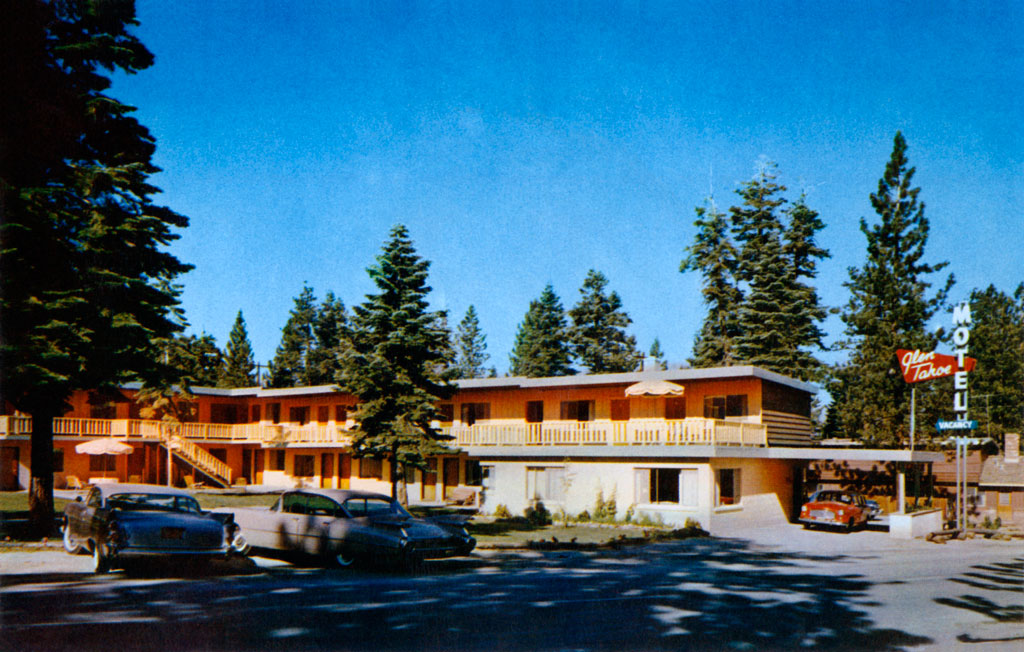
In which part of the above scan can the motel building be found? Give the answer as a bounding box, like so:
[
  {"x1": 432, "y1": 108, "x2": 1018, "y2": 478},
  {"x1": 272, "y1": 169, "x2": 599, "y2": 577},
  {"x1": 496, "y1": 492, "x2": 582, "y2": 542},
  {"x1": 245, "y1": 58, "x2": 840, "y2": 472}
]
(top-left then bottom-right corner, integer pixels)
[{"x1": 0, "y1": 365, "x2": 945, "y2": 534}]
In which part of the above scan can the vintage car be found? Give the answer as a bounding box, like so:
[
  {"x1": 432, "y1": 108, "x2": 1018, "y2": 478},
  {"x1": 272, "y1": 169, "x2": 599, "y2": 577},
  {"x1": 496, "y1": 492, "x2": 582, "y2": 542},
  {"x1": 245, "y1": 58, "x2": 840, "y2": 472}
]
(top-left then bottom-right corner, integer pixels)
[
  {"x1": 216, "y1": 489, "x2": 476, "y2": 567},
  {"x1": 799, "y1": 490, "x2": 871, "y2": 531},
  {"x1": 62, "y1": 483, "x2": 249, "y2": 573}
]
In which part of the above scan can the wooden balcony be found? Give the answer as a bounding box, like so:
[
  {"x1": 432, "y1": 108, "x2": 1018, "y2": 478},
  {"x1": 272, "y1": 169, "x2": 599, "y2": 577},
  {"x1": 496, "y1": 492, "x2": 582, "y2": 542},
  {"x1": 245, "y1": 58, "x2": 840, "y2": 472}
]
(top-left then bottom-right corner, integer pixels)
[{"x1": 445, "y1": 418, "x2": 767, "y2": 448}]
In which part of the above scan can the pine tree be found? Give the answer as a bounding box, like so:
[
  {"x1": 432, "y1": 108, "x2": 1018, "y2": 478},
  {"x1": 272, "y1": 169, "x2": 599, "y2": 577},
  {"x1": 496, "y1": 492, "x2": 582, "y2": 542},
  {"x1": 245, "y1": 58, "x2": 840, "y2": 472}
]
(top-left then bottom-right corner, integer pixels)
[
  {"x1": 730, "y1": 164, "x2": 795, "y2": 372},
  {"x1": 681, "y1": 199, "x2": 743, "y2": 366},
  {"x1": 453, "y1": 305, "x2": 491, "y2": 379},
  {"x1": 338, "y1": 225, "x2": 454, "y2": 500},
  {"x1": 308, "y1": 292, "x2": 348, "y2": 385},
  {"x1": 568, "y1": 270, "x2": 641, "y2": 373},
  {"x1": 1, "y1": 0, "x2": 191, "y2": 532},
  {"x1": 649, "y1": 338, "x2": 668, "y2": 370},
  {"x1": 220, "y1": 310, "x2": 256, "y2": 387},
  {"x1": 830, "y1": 132, "x2": 954, "y2": 447},
  {"x1": 965, "y1": 284, "x2": 1024, "y2": 444},
  {"x1": 268, "y1": 285, "x2": 317, "y2": 387},
  {"x1": 163, "y1": 334, "x2": 222, "y2": 387},
  {"x1": 509, "y1": 285, "x2": 574, "y2": 377},
  {"x1": 780, "y1": 196, "x2": 830, "y2": 381}
]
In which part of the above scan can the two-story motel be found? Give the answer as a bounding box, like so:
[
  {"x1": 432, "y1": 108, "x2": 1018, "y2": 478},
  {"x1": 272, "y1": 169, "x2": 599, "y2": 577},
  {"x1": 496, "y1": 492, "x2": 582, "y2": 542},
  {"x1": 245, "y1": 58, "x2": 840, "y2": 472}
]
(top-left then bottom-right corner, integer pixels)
[{"x1": 0, "y1": 365, "x2": 943, "y2": 533}]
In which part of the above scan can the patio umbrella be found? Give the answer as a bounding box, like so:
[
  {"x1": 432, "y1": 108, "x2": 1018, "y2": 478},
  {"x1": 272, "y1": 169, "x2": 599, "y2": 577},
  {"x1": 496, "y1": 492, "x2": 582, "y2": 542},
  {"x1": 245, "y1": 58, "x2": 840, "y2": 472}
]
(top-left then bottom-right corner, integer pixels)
[
  {"x1": 75, "y1": 438, "x2": 133, "y2": 480},
  {"x1": 624, "y1": 380, "x2": 685, "y2": 397}
]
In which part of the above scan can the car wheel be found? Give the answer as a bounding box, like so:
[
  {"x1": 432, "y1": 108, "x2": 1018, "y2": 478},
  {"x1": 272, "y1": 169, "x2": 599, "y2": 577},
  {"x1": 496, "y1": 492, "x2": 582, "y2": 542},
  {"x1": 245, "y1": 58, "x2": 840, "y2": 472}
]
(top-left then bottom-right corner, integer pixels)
[
  {"x1": 847, "y1": 517, "x2": 856, "y2": 532},
  {"x1": 62, "y1": 523, "x2": 84, "y2": 555},
  {"x1": 92, "y1": 543, "x2": 111, "y2": 574}
]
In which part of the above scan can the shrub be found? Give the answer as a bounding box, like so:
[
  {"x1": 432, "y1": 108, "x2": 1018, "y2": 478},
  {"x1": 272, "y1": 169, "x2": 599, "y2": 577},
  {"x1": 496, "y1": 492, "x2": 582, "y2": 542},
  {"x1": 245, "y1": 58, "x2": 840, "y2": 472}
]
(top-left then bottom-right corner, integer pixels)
[
  {"x1": 576, "y1": 510, "x2": 591, "y2": 522},
  {"x1": 623, "y1": 505, "x2": 634, "y2": 523},
  {"x1": 493, "y1": 504, "x2": 512, "y2": 520},
  {"x1": 524, "y1": 501, "x2": 552, "y2": 526}
]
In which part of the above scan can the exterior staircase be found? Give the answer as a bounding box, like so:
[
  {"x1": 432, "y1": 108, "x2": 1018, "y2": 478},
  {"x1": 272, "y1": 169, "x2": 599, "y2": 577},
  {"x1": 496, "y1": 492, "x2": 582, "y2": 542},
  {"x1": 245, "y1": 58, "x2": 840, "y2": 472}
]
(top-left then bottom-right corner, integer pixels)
[{"x1": 158, "y1": 430, "x2": 232, "y2": 487}]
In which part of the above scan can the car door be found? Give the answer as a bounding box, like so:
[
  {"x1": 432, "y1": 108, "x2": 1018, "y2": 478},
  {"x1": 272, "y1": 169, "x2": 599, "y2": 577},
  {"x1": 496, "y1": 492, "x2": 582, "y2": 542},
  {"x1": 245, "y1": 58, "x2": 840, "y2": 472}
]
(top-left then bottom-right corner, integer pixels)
[{"x1": 279, "y1": 492, "x2": 310, "y2": 552}]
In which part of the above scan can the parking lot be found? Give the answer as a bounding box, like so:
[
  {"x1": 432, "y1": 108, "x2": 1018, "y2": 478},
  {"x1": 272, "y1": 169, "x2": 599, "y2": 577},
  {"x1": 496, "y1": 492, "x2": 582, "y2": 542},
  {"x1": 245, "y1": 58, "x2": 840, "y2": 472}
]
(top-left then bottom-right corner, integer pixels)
[{"x1": 1, "y1": 524, "x2": 1021, "y2": 651}]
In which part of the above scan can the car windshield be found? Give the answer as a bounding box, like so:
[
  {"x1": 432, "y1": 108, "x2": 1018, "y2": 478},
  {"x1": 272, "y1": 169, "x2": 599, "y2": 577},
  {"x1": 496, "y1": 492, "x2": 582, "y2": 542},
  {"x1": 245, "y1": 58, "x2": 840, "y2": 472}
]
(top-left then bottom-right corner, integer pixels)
[
  {"x1": 344, "y1": 497, "x2": 411, "y2": 519},
  {"x1": 106, "y1": 493, "x2": 203, "y2": 513},
  {"x1": 815, "y1": 491, "x2": 852, "y2": 504}
]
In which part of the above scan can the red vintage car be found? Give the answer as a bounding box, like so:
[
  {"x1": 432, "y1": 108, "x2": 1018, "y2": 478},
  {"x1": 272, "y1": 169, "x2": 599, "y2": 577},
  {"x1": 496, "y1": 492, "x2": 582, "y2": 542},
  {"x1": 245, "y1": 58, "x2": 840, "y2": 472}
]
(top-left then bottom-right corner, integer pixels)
[{"x1": 799, "y1": 490, "x2": 870, "y2": 531}]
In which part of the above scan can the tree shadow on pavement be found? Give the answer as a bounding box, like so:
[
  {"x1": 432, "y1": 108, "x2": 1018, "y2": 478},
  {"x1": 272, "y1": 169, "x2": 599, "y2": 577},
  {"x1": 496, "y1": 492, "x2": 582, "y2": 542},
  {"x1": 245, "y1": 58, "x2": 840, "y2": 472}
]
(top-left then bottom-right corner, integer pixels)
[
  {"x1": 936, "y1": 556, "x2": 1023, "y2": 631},
  {"x1": 2, "y1": 537, "x2": 935, "y2": 651}
]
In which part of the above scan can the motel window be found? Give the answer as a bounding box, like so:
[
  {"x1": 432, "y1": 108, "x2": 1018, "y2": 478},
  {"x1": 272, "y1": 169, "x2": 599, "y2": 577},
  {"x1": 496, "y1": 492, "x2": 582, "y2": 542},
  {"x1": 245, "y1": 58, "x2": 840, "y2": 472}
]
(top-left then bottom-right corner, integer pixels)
[
  {"x1": 717, "y1": 468, "x2": 741, "y2": 506},
  {"x1": 999, "y1": 492, "x2": 1011, "y2": 507},
  {"x1": 438, "y1": 404, "x2": 454, "y2": 423},
  {"x1": 251, "y1": 405, "x2": 261, "y2": 423},
  {"x1": 465, "y1": 460, "x2": 483, "y2": 486},
  {"x1": 526, "y1": 401, "x2": 544, "y2": 423},
  {"x1": 610, "y1": 399, "x2": 630, "y2": 422},
  {"x1": 89, "y1": 399, "x2": 117, "y2": 420},
  {"x1": 317, "y1": 406, "x2": 330, "y2": 423},
  {"x1": 704, "y1": 395, "x2": 748, "y2": 420},
  {"x1": 634, "y1": 468, "x2": 698, "y2": 506},
  {"x1": 665, "y1": 397, "x2": 686, "y2": 420},
  {"x1": 89, "y1": 455, "x2": 117, "y2": 473},
  {"x1": 269, "y1": 449, "x2": 286, "y2": 471},
  {"x1": 335, "y1": 405, "x2": 349, "y2": 422},
  {"x1": 53, "y1": 449, "x2": 64, "y2": 473},
  {"x1": 294, "y1": 455, "x2": 315, "y2": 478},
  {"x1": 360, "y1": 458, "x2": 383, "y2": 479},
  {"x1": 210, "y1": 404, "x2": 239, "y2": 424},
  {"x1": 560, "y1": 400, "x2": 594, "y2": 422},
  {"x1": 268, "y1": 403, "x2": 281, "y2": 424},
  {"x1": 460, "y1": 403, "x2": 490, "y2": 426},
  {"x1": 526, "y1": 467, "x2": 566, "y2": 503},
  {"x1": 289, "y1": 406, "x2": 310, "y2": 425},
  {"x1": 967, "y1": 486, "x2": 984, "y2": 507}
]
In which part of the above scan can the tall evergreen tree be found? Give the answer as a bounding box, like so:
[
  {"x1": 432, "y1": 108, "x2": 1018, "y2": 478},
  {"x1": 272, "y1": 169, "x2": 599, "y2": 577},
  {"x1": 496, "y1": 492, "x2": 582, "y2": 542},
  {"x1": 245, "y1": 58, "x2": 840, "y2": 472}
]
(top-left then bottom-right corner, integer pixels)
[
  {"x1": 163, "y1": 333, "x2": 222, "y2": 387},
  {"x1": 964, "y1": 284, "x2": 1024, "y2": 445},
  {"x1": 453, "y1": 305, "x2": 491, "y2": 379},
  {"x1": 509, "y1": 284, "x2": 574, "y2": 377},
  {"x1": 568, "y1": 270, "x2": 641, "y2": 373},
  {"x1": 830, "y1": 132, "x2": 953, "y2": 447},
  {"x1": 338, "y1": 225, "x2": 454, "y2": 500},
  {"x1": 1, "y1": 0, "x2": 191, "y2": 532},
  {"x1": 308, "y1": 291, "x2": 348, "y2": 385},
  {"x1": 730, "y1": 164, "x2": 798, "y2": 373},
  {"x1": 780, "y1": 196, "x2": 831, "y2": 380},
  {"x1": 267, "y1": 285, "x2": 317, "y2": 387},
  {"x1": 681, "y1": 199, "x2": 743, "y2": 367},
  {"x1": 219, "y1": 310, "x2": 256, "y2": 387}
]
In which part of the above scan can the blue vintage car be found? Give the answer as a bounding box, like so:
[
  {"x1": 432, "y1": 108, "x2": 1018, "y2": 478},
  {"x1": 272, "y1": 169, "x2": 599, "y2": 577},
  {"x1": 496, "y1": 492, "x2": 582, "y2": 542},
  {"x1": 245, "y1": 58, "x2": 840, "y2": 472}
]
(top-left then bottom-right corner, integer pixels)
[{"x1": 62, "y1": 483, "x2": 249, "y2": 573}]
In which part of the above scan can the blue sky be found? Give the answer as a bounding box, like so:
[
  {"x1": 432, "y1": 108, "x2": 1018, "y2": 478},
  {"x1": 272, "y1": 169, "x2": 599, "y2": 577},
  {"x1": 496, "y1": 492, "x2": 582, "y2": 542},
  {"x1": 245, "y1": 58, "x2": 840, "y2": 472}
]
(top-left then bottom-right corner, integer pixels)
[{"x1": 112, "y1": 1, "x2": 1023, "y2": 373}]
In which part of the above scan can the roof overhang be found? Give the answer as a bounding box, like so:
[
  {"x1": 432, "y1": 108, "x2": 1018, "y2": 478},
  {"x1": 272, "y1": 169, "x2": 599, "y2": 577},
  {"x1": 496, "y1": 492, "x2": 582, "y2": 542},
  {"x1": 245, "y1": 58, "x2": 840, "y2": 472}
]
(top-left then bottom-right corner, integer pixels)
[{"x1": 464, "y1": 446, "x2": 943, "y2": 462}]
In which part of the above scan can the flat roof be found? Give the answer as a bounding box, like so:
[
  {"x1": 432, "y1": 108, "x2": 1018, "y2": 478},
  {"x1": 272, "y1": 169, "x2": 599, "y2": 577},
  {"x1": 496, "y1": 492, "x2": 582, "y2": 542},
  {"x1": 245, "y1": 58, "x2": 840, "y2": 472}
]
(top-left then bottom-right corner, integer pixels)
[{"x1": 464, "y1": 445, "x2": 942, "y2": 463}]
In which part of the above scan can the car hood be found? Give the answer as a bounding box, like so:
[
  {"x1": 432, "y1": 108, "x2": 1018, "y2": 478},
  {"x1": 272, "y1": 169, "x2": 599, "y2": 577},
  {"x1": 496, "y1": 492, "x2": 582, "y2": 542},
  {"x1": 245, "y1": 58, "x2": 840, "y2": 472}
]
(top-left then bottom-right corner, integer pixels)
[
  {"x1": 111, "y1": 509, "x2": 223, "y2": 531},
  {"x1": 368, "y1": 515, "x2": 457, "y2": 539}
]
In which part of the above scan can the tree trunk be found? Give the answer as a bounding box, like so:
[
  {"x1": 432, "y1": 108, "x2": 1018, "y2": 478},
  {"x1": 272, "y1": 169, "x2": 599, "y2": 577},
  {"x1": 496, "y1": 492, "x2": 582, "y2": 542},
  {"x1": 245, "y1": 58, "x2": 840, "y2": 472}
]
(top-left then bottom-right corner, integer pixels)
[
  {"x1": 28, "y1": 409, "x2": 56, "y2": 537},
  {"x1": 389, "y1": 455, "x2": 399, "y2": 501}
]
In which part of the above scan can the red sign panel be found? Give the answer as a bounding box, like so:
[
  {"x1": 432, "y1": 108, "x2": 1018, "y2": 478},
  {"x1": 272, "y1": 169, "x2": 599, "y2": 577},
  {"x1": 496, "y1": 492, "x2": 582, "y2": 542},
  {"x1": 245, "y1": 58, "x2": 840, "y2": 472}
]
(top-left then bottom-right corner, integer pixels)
[{"x1": 897, "y1": 349, "x2": 976, "y2": 384}]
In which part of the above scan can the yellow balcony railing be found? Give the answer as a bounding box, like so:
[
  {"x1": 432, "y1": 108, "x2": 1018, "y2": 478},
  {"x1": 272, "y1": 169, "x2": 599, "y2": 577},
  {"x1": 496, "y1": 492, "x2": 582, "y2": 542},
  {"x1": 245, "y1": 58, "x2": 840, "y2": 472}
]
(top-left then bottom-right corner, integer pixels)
[{"x1": 446, "y1": 418, "x2": 767, "y2": 448}]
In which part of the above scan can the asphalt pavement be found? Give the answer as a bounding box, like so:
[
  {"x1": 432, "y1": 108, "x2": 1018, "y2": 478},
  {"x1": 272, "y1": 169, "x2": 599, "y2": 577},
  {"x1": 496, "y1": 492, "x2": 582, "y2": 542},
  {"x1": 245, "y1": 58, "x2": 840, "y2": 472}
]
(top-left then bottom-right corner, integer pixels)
[{"x1": 1, "y1": 526, "x2": 1020, "y2": 651}]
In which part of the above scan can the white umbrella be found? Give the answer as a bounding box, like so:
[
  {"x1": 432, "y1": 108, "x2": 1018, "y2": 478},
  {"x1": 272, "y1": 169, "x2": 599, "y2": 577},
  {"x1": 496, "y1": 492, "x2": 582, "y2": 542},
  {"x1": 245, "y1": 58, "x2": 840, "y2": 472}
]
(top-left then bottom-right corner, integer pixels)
[
  {"x1": 75, "y1": 438, "x2": 133, "y2": 480},
  {"x1": 624, "y1": 380, "x2": 685, "y2": 397}
]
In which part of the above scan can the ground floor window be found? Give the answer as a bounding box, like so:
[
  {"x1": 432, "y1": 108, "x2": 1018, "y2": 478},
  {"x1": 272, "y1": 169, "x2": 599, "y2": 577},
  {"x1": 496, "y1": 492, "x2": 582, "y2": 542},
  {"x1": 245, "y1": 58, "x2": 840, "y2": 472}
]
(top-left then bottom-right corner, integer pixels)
[
  {"x1": 269, "y1": 449, "x2": 285, "y2": 471},
  {"x1": 998, "y1": 492, "x2": 1010, "y2": 507},
  {"x1": 53, "y1": 448, "x2": 64, "y2": 473},
  {"x1": 294, "y1": 455, "x2": 315, "y2": 478},
  {"x1": 717, "y1": 468, "x2": 741, "y2": 506},
  {"x1": 526, "y1": 466, "x2": 566, "y2": 503},
  {"x1": 634, "y1": 468, "x2": 698, "y2": 506},
  {"x1": 360, "y1": 457, "x2": 383, "y2": 479},
  {"x1": 465, "y1": 460, "x2": 483, "y2": 486}
]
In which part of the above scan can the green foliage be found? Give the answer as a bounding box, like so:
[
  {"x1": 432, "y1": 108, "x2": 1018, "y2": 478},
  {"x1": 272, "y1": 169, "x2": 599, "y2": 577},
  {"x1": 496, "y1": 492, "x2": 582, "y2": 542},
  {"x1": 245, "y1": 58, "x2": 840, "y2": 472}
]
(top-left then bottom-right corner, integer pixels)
[
  {"x1": 493, "y1": 504, "x2": 512, "y2": 519},
  {"x1": 338, "y1": 225, "x2": 455, "y2": 499},
  {"x1": 219, "y1": 310, "x2": 256, "y2": 387},
  {"x1": 568, "y1": 270, "x2": 641, "y2": 373},
  {"x1": 524, "y1": 501, "x2": 552, "y2": 526},
  {"x1": 648, "y1": 338, "x2": 668, "y2": 370},
  {"x1": 453, "y1": 305, "x2": 492, "y2": 379},
  {"x1": 161, "y1": 333, "x2": 223, "y2": 387},
  {"x1": 509, "y1": 284, "x2": 574, "y2": 377},
  {"x1": 593, "y1": 486, "x2": 618, "y2": 521},
  {"x1": 830, "y1": 133, "x2": 954, "y2": 447},
  {"x1": 632, "y1": 511, "x2": 665, "y2": 527},
  {"x1": 268, "y1": 286, "x2": 349, "y2": 387},
  {"x1": 1, "y1": 0, "x2": 190, "y2": 532},
  {"x1": 576, "y1": 509, "x2": 591, "y2": 522},
  {"x1": 964, "y1": 284, "x2": 1024, "y2": 439}
]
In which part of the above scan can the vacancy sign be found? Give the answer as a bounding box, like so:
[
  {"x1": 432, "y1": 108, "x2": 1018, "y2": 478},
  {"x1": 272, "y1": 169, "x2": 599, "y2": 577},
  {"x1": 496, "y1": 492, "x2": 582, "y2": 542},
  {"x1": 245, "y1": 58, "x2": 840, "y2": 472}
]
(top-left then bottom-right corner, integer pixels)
[{"x1": 896, "y1": 349, "x2": 976, "y2": 384}]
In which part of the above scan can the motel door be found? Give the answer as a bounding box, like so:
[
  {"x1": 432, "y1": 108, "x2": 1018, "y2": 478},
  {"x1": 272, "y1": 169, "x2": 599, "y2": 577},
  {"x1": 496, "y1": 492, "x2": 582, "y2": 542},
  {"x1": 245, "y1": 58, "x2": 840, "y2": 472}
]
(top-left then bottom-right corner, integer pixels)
[
  {"x1": 0, "y1": 446, "x2": 19, "y2": 490},
  {"x1": 338, "y1": 454, "x2": 350, "y2": 489},
  {"x1": 241, "y1": 448, "x2": 252, "y2": 485},
  {"x1": 254, "y1": 449, "x2": 264, "y2": 485},
  {"x1": 321, "y1": 453, "x2": 334, "y2": 488},
  {"x1": 443, "y1": 458, "x2": 460, "y2": 500},
  {"x1": 422, "y1": 458, "x2": 438, "y2": 501}
]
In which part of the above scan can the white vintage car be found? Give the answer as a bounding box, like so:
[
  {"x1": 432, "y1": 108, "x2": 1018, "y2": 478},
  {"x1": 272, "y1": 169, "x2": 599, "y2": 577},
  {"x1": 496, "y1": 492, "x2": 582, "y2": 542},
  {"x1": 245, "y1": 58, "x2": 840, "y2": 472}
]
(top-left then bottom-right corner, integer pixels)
[{"x1": 217, "y1": 489, "x2": 476, "y2": 567}]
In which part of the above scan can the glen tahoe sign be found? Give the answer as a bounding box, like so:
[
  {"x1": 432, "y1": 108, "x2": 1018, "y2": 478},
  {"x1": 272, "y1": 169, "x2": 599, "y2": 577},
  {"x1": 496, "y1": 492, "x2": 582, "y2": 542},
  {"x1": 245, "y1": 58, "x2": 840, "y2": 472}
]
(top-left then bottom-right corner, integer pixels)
[{"x1": 896, "y1": 348, "x2": 976, "y2": 383}]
